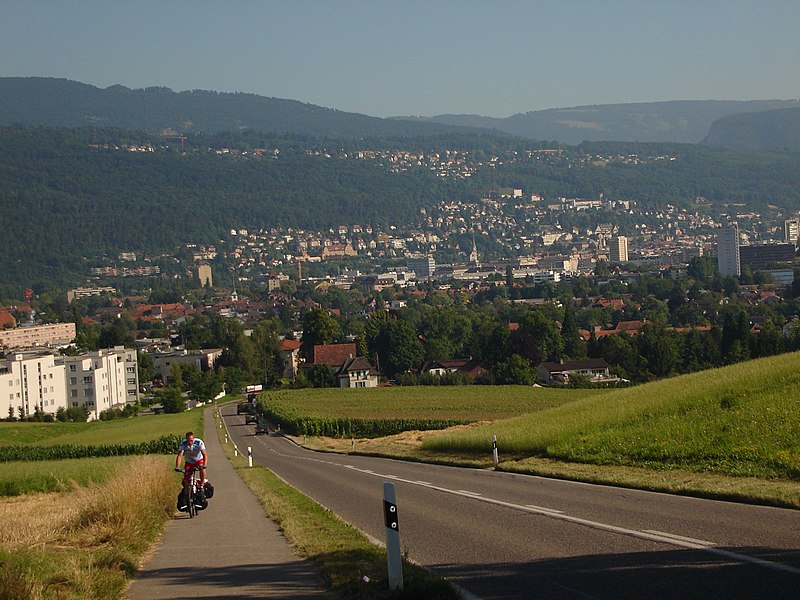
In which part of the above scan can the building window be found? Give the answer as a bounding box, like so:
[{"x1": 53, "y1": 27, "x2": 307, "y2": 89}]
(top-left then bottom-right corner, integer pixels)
[
  {"x1": 70, "y1": 377, "x2": 77, "y2": 385},
  {"x1": 83, "y1": 376, "x2": 92, "y2": 384},
  {"x1": 69, "y1": 365, "x2": 76, "y2": 372},
  {"x1": 71, "y1": 390, "x2": 78, "y2": 398}
]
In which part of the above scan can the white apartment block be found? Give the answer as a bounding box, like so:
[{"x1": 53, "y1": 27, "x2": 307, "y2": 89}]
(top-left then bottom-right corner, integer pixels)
[
  {"x1": 609, "y1": 236, "x2": 629, "y2": 263},
  {"x1": 61, "y1": 346, "x2": 139, "y2": 420},
  {"x1": 0, "y1": 322, "x2": 76, "y2": 350},
  {"x1": 0, "y1": 352, "x2": 67, "y2": 420}
]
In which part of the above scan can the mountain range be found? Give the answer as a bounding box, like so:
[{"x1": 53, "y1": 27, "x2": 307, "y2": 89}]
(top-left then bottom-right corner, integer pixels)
[{"x1": 1, "y1": 77, "x2": 798, "y2": 149}]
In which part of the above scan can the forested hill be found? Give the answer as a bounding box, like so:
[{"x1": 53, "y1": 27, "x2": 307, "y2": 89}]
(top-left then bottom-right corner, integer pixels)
[
  {"x1": 0, "y1": 77, "x2": 490, "y2": 138},
  {"x1": 1, "y1": 125, "x2": 799, "y2": 289},
  {"x1": 399, "y1": 100, "x2": 800, "y2": 145},
  {"x1": 703, "y1": 107, "x2": 800, "y2": 152}
]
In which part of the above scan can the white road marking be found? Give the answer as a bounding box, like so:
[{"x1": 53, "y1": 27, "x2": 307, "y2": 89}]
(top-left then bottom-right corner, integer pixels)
[
  {"x1": 227, "y1": 415, "x2": 800, "y2": 576},
  {"x1": 643, "y1": 530, "x2": 715, "y2": 547},
  {"x1": 525, "y1": 504, "x2": 564, "y2": 515}
]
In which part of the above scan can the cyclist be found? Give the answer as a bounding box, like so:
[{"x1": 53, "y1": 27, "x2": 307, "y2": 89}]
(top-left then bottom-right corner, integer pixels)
[{"x1": 175, "y1": 431, "x2": 207, "y2": 510}]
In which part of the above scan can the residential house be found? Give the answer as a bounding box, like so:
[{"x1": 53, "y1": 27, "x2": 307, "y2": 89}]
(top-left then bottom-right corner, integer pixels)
[
  {"x1": 337, "y1": 356, "x2": 379, "y2": 388},
  {"x1": 419, "y1": 358, "x2": 488, "y2": 381},
  {"x1": 279, "y1": 339, "x2": 301, "y2": 379},
  {"x1": 537, "y1": 358, "x2": 618, "y2": 385}
]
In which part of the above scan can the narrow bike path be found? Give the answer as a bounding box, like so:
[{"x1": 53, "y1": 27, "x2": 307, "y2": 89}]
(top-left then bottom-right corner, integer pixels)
[{"x1": 126, "y1": 406, "x2": 332, "y2": 599}]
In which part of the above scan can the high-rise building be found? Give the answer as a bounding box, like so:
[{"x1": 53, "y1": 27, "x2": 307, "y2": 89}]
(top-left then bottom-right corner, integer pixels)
[
  {"x1": 784, "y1": 218, "x2": 800, "y2": 244},
  {"x1": 609, "y1": 236, "x2": 629, "y2": 263},
  {"x1": 407, "y1": 255, "x2": 436, "y2": 279},
  {"x1": 717, "y1": 224, "x2": 741, "y2": 277},
  {"x1": 196, "y1": 263, "x2": 213, "y2": 288}
]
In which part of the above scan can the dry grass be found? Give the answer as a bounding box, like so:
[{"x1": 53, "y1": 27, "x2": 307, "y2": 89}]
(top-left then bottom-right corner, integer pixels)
[{"x1": 0, "y1": 455, "x2": 176, "y2": 599}]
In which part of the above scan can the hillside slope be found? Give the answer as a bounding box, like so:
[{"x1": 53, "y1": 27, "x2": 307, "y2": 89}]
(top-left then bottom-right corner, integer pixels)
[
  {"x1": 425, "y1": 352, "x2": 800, "y2": 480},
  {"x1": 0, "y1": 77, "x2": 485, "y2": 138},
  {"x1": 703, "y1": 107, "x2": 800, "y2": 151},
  {"x1": 403, "y1": 100, "x2": 800, "y2": 144}
]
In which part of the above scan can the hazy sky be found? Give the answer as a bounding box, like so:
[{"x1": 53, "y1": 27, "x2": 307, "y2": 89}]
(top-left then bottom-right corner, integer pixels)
[{"x1": 2, "y1": 1, "x2": 798, "y2": 118}]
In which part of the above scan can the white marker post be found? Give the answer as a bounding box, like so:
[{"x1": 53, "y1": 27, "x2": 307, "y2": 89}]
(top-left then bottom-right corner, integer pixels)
[
  {"x1": 234, "y1": 444, "x2": 238, "y2": 457},
  {"x1": 383, "y1": 482, "x2": 403, "y2": 591},
  {"x1": 492, "y1": 435, "x2": 499, "y2": 467},
  {"x1": 248, "y1": 446, "x2": 253, "y2": 467}
]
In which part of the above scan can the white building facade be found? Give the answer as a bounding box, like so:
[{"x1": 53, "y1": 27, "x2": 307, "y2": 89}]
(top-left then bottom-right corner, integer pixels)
[
  {"x1": 609, "y1": 236, "x2": 629, "y2": 263},
  {"x1": 61, "y1": 346, "x2": 139, "y2": 420},
  {"x1": 0, "y1": 352, "x2": 67, "y2": 420}
]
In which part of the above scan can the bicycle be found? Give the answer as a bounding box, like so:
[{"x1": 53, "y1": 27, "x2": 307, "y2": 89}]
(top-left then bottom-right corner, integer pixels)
[{"x1": 175, "y1": 464, "x2": 206, "y2": 518}]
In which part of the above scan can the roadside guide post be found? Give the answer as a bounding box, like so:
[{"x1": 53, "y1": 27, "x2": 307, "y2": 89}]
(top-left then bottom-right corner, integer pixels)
[
  {"x1": 248, "y1": 446, "x2": 253, "y2": 467},
  {"x1": 492, "y1": 435, "x2": 499, "y2": 467},
  {"x1": 383, "y1": 482, "x2": 404, "y2": 591},
  {"x1": 234, "y1": 444, "x2": 238, "y2": 457}
]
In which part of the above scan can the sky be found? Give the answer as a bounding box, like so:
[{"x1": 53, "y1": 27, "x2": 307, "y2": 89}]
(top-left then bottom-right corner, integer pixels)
[{"x1": 2, "y1": 1, "x2": 798, "y2": 118}]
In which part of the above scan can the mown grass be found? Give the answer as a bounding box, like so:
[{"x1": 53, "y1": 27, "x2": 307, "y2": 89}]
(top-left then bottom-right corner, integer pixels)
[
  {"x1": 0, "y1": 456, "x2": 130, "y2": 496},
  {"x1": 215, "y1": 409, "x2": 458, "y2": 599},
  {"x1": 0, "y1": 455, "x2": 176, "y2": 599},
  {"x1": 0, "y1": 409, "x2": 203, "y2": 447},
  {"x1": 423, "y1": 352, "x2": 800, "y2": 483}
]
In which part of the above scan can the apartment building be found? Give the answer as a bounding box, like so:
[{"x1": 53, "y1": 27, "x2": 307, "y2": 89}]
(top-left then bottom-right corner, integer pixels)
[
  {"x1": 60, "y1": 346, "x2": 139, "y2": 420},
  {"x1": 717, "y1": 224, "x2": 741, "y2": 277},
  {"x1": 0, "y1": 352, "x2": 67, "y2": 420},
  {"x1": 609, "y1": 236, "x2": 629, "y2": 263},
  {"x1": 0, "y1": 322, "x2": 76, "y2": 350}
]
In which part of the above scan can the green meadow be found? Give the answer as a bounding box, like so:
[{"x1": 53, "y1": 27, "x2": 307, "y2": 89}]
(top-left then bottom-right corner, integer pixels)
[
  {"x1": 423, "y1": 352, "x2": 800, "y2": 481},
  {"x1": 0, "y1": 409, "x2": 202, "y2": 496},
  {"x1": 0, "y1": 410, "x2": 203, "y2": 447}
]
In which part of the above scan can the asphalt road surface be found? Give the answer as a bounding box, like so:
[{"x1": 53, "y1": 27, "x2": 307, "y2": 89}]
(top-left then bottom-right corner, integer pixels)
[{"x1": 224, "y1": 409, "x2": 800, "y2": 600}]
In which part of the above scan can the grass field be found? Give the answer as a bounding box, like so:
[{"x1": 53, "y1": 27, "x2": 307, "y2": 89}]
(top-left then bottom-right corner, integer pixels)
[
  {"x1": 0, "y1": 456, "x2": 131, "y2": 496},
  {"x1": 0, "y1": 455, "x2": 176, "y2": 599},
  {"x1": 0, "y1": 410, "x2": 203, "y2": 447},
  {"x1": 423, "y1": 352, "x2": 800, "y2": 481},
  {"x1": 0, "y1": 408, "x2": 203, "y2": 496}
]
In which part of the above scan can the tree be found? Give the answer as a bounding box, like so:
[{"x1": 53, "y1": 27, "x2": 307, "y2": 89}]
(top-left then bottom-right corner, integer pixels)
[
  {"x1": 493, "y1": 354, "x2": 536, "y2": 385},
  {"x1": 187, "y1": 370, "x2": 222, "y2": 403},
  {"x1": 159, "y1": 385, "x2": 186, "y2": 413},
  {"x1": 300, "y1": 308, "x2": 342, "y2": 361},
  {"x1": 561, "y1": 299, "x2": 586, "y2": 359},
  {"x1": 687, "y1": 255, "x2": 717, "y2": 284},
  {"x1": 752, "y1": 320, "x2": 785, "y2": 358},
  {"x1": 365, "y1": 313, "x2": 424, "y2": 378},
  {"x1": 720, "y1": 307, "x2": 751, "y2": 364},
  {"x1": 510, "y1": 308, "x2": 563, "y2": 365},
  {"x1": 308, "y1": 363, "x2": 337, "y2": 388},
  {"x1": 636, "y1": 325, "x2": 677, "y2": 378},
  {"x1": 137, "y1": 350, "x2": 155, "y2": 385}
]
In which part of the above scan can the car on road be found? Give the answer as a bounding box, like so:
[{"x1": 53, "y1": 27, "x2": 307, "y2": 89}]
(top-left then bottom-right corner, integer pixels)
[{"x1": 255, "y1": 421, "x2": 270, "y2": 435}]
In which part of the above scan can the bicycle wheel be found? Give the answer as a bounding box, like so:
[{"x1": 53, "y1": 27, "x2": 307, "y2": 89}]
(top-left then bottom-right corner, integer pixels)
[{"x1": 188, "y1": 485, "x2": 196, "y2": 518}]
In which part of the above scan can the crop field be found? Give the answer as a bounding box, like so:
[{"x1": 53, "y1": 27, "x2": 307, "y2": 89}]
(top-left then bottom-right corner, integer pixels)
[
  {"x1": 259, "y1": 386, "x2": 601, "y2": 438},
  {"x1": 0, "y1": 410, "x2": 203, "y2": 446},
  {"x1": 0, "y1": 409, "x2": 204, "y2": 496},
  {"x1": 423, "y1": 352, "x2": 800, "y2": 480}
]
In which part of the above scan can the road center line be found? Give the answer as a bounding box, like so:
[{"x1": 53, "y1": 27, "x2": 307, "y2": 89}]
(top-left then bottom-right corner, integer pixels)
[
  {"x1": 254, "y1": 431, "x2": 800, "y2": 576},
  {"x1": 343, "y1": 462, "x2": 800, "y2": 576},
  {"x1": 643, "y1": 530, "x2": 715, "y2": 546}
]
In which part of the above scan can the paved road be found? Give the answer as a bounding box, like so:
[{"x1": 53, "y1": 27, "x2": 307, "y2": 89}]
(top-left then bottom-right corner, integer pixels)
[
  {"x1": 126, "y1": 407, "x2": 332, "y2": 600},
  {"x1": 224, "y1": 410, "x2": 800, "y2": 600}
]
